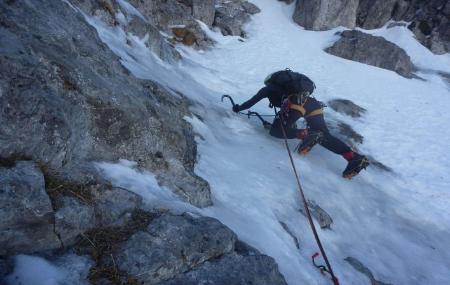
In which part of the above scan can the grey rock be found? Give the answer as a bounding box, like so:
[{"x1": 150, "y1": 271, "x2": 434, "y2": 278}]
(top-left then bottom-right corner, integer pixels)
[
  {"x1": 400, "y1": 0, "x2": 450, "y2": 55},
  {"x1": 127, "y1": 0, "x2": 213, "y2": 48},
  {"x1": 356, "y1": 0, "x2": 398, "y2": 29},
  {"x1": 328, "y1": 99, "x2": 367, "y2": 118},
  {"x1": 124, "y1": 15, "x2": 181, "y2": 62},
  {"x1": 345, "y1": 257, "x2": 393, "y2": 285},
  {"x1": 0, "y1": 0, "x2": 211, "y2": 207},
  {"x1": 298, "y1": 200, "x2": 333, "y2": 229},
  {"x1": 193, "y1": 0, "x2": 216, "y2": 26},
  {"x1": 116, "y1": 214, "x2": 236, "y2": 284},
  {"x1": 325, "y1": 30, "x2": 415, "y2": 78},
  {"x1": 293, "y1": 0, "x2": 359, "y2": 31},
  {"x1": 0, "y1": 161, "x2": 60, "y2": 255},
  {"x1": 214, "y1": 0, "x2": 259, "y2": 37},
  {"x1": 0, "y1": 257, "x2": 13, "y2": 280},
  {"x1": 242, "y1": 1, "x2": 261, "y2": 15},
  {"x1": 92, "y1": 186, "x2": 143, "y2": 227},
  {"x1": 279, "y1": 221, "x2": 300, "y2": 249},
  {"x1": 54, "y1": 197, "x2": 96, "y2": 247},
  {"x1": 162, "y1": 252, "x2": 288, "y2": 285}
]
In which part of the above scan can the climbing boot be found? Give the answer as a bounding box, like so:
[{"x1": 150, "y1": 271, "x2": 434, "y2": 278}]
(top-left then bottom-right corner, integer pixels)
[
  {"x1": 295, "y1": 131, "x2": 324, "y2": 155},
  {"x1": 342, "y1": 154, "x2": 370, "y2": 179}
]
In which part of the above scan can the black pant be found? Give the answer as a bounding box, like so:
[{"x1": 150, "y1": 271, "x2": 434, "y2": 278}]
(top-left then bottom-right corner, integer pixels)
[{"x1": 270, "y1": 111, "x2": 351, "y2": 155}]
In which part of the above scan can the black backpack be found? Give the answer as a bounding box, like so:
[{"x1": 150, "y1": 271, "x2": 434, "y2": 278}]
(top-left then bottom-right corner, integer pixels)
[{"x1": 264, "y1": 69, "x2": 316, "y2": 96}]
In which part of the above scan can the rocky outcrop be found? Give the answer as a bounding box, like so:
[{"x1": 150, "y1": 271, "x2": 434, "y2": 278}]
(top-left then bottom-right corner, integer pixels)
[
  {"x1": 0, "y1": 0, "x2": 211, "y2": 207},
  {"x1": 293, "y1": 0, "x2": 450, "y2": 54},
  {"x1": 162, "y1": 252, "x2": 287, "y2": 285},
  {"x1": 116, "y1": 214, "x2": 236, "y2": 284},
  {"x1": 325, "y1": 30, "x2": 415, "y2": 78},
  {"x1": 0, "y1": 159, "x2": 144, "y2": 256},
  {"x1": 356, "y1": 0, "x2": 399, "y2": 29},
  {"x1": 403, "y1": 0, "x2": 450, "y2": 55},
  {"x1": 214, "y1": 0, "x2": 261, "y2": 37},
  {"x1": 2, "y1": 207, "x2": 287, "y2": 284},
  {"x1": 77, "y1": 213, "x2": 288, "y2": 285},
  {"x1": 358, "y1": 0, "x2": 450, "y2": 54},
  {"x1": 126, "y1": 0, "x2": 213, "y2": 48},
  {"x1": 0, "y1": 161, "x2": 60, "y2": 255},
  {"x1": 293, "y1": 0, "x2": 359, "y2": 31}
]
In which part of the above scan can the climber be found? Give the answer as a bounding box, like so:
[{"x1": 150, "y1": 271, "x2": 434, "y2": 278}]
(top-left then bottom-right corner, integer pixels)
[{"x1": 232, "y1": 69, "x2": 369, "y2": 179}]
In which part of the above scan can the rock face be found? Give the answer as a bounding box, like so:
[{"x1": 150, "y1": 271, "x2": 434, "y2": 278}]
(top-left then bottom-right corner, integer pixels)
[
  {"x1": 0, "y1": 0, "x2": 211, "y2": 207},
  {"x1": 0, "y1": 161, "x2": 60, "y2": 255},
  {"x1": 356, "y1": 0, "x2": 399, "y2": 29},
  {"x1": 127, "y1": 0, "x2": 212, "y2": 48},
  {"x1": 325, "y1": 30, "x2": 415, "y2": 78},
  {"x1": 0, "y1": 159, "x2": 145, "y2": 255},
  {"x1": 80, "y1": 213, "x2": 287, "y2": 285},
  {"x1": 293, "y1": 0, "x2": 450, "y2": 54},
  {"x1": 404, "y1": 0, "x2": 450, "y2": 55},
  {"x1": 293, "y1": 0, "x2": 359, "y2": 31}
]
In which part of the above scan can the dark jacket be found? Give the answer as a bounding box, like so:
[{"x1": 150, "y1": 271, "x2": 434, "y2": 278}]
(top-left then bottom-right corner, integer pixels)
[{"x1": 240, "y1": 84, "x2": 323, "y2": 117}]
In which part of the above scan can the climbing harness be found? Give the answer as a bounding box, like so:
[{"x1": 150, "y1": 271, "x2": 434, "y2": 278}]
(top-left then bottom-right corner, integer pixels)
[{"x1": 273, "y1": 107, "x2": 340, "y2": 285}]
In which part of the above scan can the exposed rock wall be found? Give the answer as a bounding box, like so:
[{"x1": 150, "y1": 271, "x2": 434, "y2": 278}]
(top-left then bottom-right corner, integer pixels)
[
  {"x1": 293, "y1": 0, "x2": 450, "y2": 54},
  {"x1": 0, "y1": 0, "x2": 210, "y2": 207},
  {"x1": 293, "y1": 0, "x2": 359, "y2": 31}
]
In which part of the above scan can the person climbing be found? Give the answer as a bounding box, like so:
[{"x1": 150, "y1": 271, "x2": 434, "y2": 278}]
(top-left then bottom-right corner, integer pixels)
[{"x1": 231, "y1": 69, "x2": 369, "y2": 179}]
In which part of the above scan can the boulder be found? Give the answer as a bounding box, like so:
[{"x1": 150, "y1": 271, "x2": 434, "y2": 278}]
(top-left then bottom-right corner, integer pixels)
[
  {"x1": 116, "y1": 214, "x2": 236, "y2": 284},
  {"x1": 293, "y1": 0, "x2": 359, "y2": 31},
  {"x1": 325, "y1": 30, "x2": 415, "y2": 78},
  {"x1": 214, "y1": 0, "x2": 260, "y2": 37},
  {"x1": 161, "y1": 252, "x2": 288, "y2": 285},
  {"x1": 0, "y1": 0, "x2": 211, "y2": 207},
  {"x1": 0, "y1": 161, "x2": 60, "y2": 255},
  {"x1": 77, "y1": 212, "x2": 287, "y2": 284}
]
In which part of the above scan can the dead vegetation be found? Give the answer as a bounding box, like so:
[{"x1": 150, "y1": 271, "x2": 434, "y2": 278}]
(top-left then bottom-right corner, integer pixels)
[{"x1": 75, "y1": 209, "x2": 160, "y2": 285}]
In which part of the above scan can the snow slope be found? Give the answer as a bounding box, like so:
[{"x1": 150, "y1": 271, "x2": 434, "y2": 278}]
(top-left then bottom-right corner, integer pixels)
[{"x1": 7, "y1": 1, "x2": 450, "y2": 284}]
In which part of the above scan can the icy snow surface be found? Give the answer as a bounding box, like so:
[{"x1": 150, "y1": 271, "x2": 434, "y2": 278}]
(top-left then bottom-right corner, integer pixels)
[
  {"x1": 10, "y1": 0, "x2": 446, "y2": 284},
  {"x1": 4, "y1": 254, "x2": 92, "y2": 285}
]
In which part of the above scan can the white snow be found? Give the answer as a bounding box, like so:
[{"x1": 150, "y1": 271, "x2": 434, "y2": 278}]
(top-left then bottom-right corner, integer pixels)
[
  {"x1": 13, "y1": 0, "x2": 448, "y2": 284},
  {"x1": 4, "y1": 254, "x2": 92, "y2": 285}
]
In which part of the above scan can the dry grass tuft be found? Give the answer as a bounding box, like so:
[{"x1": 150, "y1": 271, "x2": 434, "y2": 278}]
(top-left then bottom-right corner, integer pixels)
[{"x1": 75, "y1": 210, "x2": 159, "y2": 285}]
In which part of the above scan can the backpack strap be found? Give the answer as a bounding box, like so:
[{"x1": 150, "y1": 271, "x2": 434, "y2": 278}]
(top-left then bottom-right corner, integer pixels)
[{"x1": 289, "y1": 97, "x2": 323, "y2": 118}]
